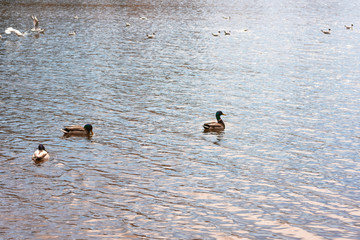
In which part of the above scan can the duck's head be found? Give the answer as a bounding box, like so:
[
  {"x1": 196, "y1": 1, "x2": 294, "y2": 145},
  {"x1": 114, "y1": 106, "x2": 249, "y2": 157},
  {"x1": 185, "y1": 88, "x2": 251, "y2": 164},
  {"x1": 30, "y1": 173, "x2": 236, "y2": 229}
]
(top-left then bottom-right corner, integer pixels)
[
  {"x1": 84, "y1": 124, "x2": 93, "y2": 135},
  {"x1": 38, "y1": 144, "x2": 45, "y2": 151},
  {"x1": 216, "y1": 111, "x2": 225, "y2": 120}
]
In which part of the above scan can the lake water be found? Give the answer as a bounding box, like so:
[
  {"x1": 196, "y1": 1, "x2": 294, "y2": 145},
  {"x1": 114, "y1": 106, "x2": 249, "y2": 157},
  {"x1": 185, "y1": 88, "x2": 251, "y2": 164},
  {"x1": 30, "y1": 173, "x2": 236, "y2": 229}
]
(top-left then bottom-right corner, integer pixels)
[{"x1": 0, "y1": 0, "x2": 359, "y2": 239}]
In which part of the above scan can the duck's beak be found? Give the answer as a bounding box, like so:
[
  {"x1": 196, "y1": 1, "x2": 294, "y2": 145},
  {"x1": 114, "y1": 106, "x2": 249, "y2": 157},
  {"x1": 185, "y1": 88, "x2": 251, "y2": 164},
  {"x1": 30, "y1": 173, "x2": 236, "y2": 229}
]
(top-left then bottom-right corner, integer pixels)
[
  {"x1": 90, "y1": 130, "x2": 94, "y2": 136},
  {"x1": 222, "y1": 113, "x2": 226, "y2": 116}
]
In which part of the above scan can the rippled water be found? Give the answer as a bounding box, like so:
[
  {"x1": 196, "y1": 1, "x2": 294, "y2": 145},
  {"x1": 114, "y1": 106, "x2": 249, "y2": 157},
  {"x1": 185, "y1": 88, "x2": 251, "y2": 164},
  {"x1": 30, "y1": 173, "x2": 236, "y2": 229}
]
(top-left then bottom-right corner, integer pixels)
[{"x1": 1, "y1": 0, "x2": 360, "y2": 239}]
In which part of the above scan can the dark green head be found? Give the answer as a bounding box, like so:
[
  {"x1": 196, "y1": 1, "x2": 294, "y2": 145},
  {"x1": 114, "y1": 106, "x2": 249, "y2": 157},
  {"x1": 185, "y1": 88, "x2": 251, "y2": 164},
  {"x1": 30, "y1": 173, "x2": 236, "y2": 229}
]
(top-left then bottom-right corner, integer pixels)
[
  {"x1": 84, "y1": 124, "x2": 93, "y2": 134},
  {"x1": 38, "y1": 144, "x2": 45, "y2": 151},
  {"x1": 216, "y1": 111, "x2": 225, "y2": 121}
]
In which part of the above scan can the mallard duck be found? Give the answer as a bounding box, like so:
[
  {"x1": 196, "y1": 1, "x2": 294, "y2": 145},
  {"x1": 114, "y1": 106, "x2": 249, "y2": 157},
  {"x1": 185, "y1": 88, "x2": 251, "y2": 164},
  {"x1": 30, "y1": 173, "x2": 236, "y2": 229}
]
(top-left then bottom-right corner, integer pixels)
[
  {"x1": 345, "y1": 24, "x2": 353, "y2": 29},
  {"x1": 321, "y1": 28, "x2": 331, "y2": 34},
  {"x1": 203, "y1": 111, "x2": 226, "y2": 131},
  {"x1": 32, "y1": 144, "x2": 50, "y2": 162},
  {"x1": 61, "y1": 124, "x2": 93, "y2": 137}
]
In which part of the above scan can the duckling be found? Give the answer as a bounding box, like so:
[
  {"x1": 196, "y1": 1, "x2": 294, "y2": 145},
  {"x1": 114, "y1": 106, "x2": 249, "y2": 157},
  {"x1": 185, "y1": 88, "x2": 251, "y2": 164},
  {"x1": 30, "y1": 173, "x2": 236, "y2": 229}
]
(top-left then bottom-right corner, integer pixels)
[
  {"x1": 345, "y1": 24, "x2": 353, "y2": 29},
  {"x1": 61, "y1": 124, "x2": 93, "y2": 137},
  {"x1": 203, "y1": 111, "x2": 226, "y2": 131},
  {"x1": 32, "y1": 144, "x2": 50, "y2": 162},
  {"x1": 321, "y1": 28, "x2": 331, "y2": 34}
]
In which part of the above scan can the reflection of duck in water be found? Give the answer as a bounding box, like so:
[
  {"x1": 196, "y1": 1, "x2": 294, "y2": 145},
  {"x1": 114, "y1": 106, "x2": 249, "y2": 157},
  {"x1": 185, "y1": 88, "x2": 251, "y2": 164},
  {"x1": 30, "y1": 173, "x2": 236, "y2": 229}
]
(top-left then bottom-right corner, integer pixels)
[
  {"x1": 203, "y1": 111, "x2": 226, "y2": 131},
  {"x1": 32, "y1": 144, "x2": 50, "y2": 162},
  {"x1": 61, "y1": 124, "x2": 93, "y2": 137}
]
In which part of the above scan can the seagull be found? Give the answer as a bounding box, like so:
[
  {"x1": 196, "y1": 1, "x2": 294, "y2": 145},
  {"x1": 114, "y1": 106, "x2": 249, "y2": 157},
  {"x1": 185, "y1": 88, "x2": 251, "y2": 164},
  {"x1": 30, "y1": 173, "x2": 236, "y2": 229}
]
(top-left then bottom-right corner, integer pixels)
[
  {"x1": 321, "y1": 28, "x2": 331, "y2": 34},
  {"x1": 74, "y1": 15, "x2": 79, "y2": 19},
  {"x1": 5, "y1": 27, "x2": 27, "y2": 37},
  {"x1": 146, "y1": 33, "x2": 155, "y2": 39},
  {"x1": 345, "y1": 24, "x2": 353, "y2": 29},
  {"x1": 125, "y1": 22, "x2": 131, "y2": 27},
  {"x1": 68, "y1": 30, "x2": 76, "y2": 36},
  {"x1": 31, "y1": 16, "x2": 45, "y2": 33},
  {"x1": 212, "y1": 31, "x2": 221, "y2": 37},
  {"x1": 224, "y1": 30, "x2": 231, "y2": 35}
]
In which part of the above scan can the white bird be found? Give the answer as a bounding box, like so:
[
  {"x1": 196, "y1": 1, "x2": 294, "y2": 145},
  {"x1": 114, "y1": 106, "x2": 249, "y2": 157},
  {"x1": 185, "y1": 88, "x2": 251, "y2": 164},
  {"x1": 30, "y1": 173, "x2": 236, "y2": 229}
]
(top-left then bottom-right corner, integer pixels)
[
  {"x1": 31, "y1": 16, "x2": 44, "y2": 33},
  {"x1": 125, "y1": 22, "x2": 131, "y2": 27},
  {"x1": 345, "y1": 24, "x2": 353, "y2": 29},
  {"x1": 68, "y1": 30, "x2": 76, "y2": 36},
  {"x1": 321, "y1": 28, "x2": 331, "y2": 34},
  {"x1": 74, "y1": 15, "x2": 79, "y2": 19},
  {"x1": 5, "y1": 27, "x2": 27, "y2": 37},
  {"x1": 212, "y1": 31, "x2": 221, "y2": 37},
  {"x1": 32, "y1": 144, "x2": 50, "y2": 162},
  {"x1": 146, "y1": 33, "x2": 155, "y2": 39},
  {"x1": 224, "y1": 30, "x2": 231, "y2": 35}
]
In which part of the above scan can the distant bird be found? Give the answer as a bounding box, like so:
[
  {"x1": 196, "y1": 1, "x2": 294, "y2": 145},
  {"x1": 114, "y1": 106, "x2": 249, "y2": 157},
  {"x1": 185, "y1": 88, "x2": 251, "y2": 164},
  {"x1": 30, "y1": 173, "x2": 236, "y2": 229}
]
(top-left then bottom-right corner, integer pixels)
[
  {"x1": 224, "y1": 30, "x2": 231, "y2": 35},
  {"x1": 203, "y1": 111, "x2": 226, "y2": 131},
  {"x1": 5, "y1": 27, "x2": 27, "y2": 37},
  {"x1": 125, "y1": 22, "x2": 131, "y2": 27},
  {"x1": 321, "y1": 28, "x2": 331, "y2": 34},
  {"x1": 31, "y1": 16, "x2": 45, "y2": 33},
  {"x1": 212, "y1": 31, "x2": 221, "y2": 37},
  {"x1": 74, "y1": 15, "x2": 79, "y2": 19},
  {"x1": 146, "y1": 33, "x2": 155, "y2": 39},
  {"x1": 243, "y1": 29, "x2": 248, "y2": 32},
  {"x1": 68, "y1": 30, "x2": 76, "y2": 36},
  {"x1": 140, "y1": 16, "x2": 147, "y2": 20},
  {"x1": 61, "y1": 124, "x2": 94, "y2": 137},
  {"x1": 345, "y1": 24, "x2": 353, "y2": 29},
  {"x1": 223, "y1": 16, "x2": 231, "y2": 20},
  {"x1": 32, "y1": 144, "x2": 50, "y2": 162}
]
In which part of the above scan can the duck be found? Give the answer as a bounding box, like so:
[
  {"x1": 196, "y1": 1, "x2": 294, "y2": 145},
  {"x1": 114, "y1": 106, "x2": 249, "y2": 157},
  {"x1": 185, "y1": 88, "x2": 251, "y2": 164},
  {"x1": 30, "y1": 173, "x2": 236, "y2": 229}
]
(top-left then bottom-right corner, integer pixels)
[
  {"x1": 32, "y1": 144, "x2": 50, "y2": 162},
  {"x1": 68, "y1": 30, "x2": 76, "y2": 36},
  {"x1": 321, "y1": 28, "x2": 331, "y2": 34},
  {"x1": 61, "y1": 124, "x2": 94, "y2": 137},
  {"x1": 146, "y1": 33, "x2": 155, "y2": 39},
  {"x1": 31, "y1": 16, "x2": 45, "y2": 33},
  {"x1": 125, "y1": 22, "x2": 131, "y2": 27},
  {"x1": 203, "y1": 111, "x2": 226, "y2": 131},
  {"x1": 5, "y1": 27, "x2": 27, "y2": 37},
  {"x1": 345, "y1": 24, "x2": 353, "y2": 29},
  {"x1": 212, "y1": 31, "x2": 221, "y2": 37}
]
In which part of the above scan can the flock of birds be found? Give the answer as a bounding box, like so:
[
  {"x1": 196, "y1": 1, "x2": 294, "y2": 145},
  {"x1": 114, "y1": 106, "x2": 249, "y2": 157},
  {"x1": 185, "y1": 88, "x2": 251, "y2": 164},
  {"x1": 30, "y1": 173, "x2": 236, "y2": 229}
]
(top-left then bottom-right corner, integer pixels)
[
  {"x1": 32, "y1": 111, "x2": 226, "y2": 163},
  {"x1": 7, "y1": 15, "x2": 353, "y2": 163}
]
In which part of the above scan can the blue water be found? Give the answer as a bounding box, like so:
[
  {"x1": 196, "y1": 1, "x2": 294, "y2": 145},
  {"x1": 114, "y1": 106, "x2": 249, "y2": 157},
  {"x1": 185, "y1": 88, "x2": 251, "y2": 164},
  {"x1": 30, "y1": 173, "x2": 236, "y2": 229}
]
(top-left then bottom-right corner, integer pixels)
[{"x1": 0, "y1": 0, "x2": 359, "y2": 239}]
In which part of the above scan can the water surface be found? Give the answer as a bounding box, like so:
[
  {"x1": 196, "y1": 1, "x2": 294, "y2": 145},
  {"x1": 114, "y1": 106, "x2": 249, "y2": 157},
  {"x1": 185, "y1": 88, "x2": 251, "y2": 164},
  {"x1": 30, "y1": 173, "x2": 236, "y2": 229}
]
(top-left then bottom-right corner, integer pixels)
[{"x1": 0, "y1": 0, "x2": 360, "y2": 239}]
